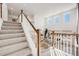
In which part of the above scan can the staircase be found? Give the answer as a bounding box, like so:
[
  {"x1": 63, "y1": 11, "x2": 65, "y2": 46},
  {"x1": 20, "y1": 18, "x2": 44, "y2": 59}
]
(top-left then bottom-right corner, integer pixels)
[{"x1": 0, "y1": 21, "x2": 32, "y2": 56}]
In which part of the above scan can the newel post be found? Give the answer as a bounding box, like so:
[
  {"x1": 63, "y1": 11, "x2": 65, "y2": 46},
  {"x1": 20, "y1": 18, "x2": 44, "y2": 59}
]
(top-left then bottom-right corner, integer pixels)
[
  {"x1": 21, "y1": 10, "x2": 23, "y2": 22},
  {"x1": 52, "y1": 31, "x2": 55, "y2": 48},
  {"x1": 0, "y1": 3, "x2": 2, "y2": 18},
  {"x1": 36, "y1": 29, "x2": 40, "y2": 56}
]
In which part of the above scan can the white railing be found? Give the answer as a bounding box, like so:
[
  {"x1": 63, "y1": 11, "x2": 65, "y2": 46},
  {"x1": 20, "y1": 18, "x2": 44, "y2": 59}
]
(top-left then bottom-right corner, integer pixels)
[
  {"x1": 38, "y1": 31, "x2": 79, "y2": 56},
  {"x1": 18, "y1": 10, "x2": 41, "y2": 56},
  {"x1": 51, "y1": 31, "x2": 79, "y2": 56}
]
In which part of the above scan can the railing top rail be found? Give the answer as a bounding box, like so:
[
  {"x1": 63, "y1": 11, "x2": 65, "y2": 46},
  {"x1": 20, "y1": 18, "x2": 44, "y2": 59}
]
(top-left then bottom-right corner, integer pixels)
[
  {"x1": 51, "y1": 31, "x2": 79, "y2": 36},
  {"x1": 23, "y1": 13, "x2": 38, "y2": 33}
]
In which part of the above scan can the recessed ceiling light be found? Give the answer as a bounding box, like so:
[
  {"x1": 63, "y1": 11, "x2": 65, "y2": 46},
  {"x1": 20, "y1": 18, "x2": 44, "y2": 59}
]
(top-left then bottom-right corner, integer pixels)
[{"x1": 11, "y1": 8, "x2": 13, "y2": 10}]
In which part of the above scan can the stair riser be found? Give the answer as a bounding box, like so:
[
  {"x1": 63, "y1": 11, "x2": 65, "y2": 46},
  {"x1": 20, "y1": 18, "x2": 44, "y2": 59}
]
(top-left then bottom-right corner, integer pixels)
[
  {"x1": 3, "y1": 21, "x2": 20, "y2": 24},
  {"x1": 0, "y1": 37, "x2": 26, "y2": 47},
  {"x1": 3, "y1": 22, "x2": 21, "y2": 24},
  {"x1": 1, "y1": 27, "x2": 22, "y2": 30},
  {"x1": 3, "y1": 23, "x2": 21, "y2": 26},
  {"x1": 0, "y1": 30, "x2": 23, "y2": 34},
  {"x1": 0, "y1": 33, "x2": 25, "y2": 39},
  {"x1": 7, "y1": 48, "x2": 31, "y2": 56},
  {"x1": 2, "y1": 26, "x2": 22, "y2": 28},
  {"x1": 2, "y1": 25, "x2": 22, "y2": 27}
]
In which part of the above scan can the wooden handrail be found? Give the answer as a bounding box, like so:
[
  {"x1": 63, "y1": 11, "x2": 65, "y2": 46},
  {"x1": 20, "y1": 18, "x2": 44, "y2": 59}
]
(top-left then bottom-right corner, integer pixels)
[
  {"x1": 23, "y1": 13, "x2": 37, "y2": 33},
  {"x1": 51, "y1": 31, "x2": 79, "y2": 36}
]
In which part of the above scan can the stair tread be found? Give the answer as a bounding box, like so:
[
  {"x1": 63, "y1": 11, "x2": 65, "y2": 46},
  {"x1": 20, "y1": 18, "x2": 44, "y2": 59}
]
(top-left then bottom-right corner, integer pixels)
[
  {"x1": 0, "y1": 37, "x2": 26, "y2": 47},
  {"x1": 0, "y1": 42, "x2": 28, "y2": 56},
  {"x1": 7, "y1": 48, "x2": 32, "y2": 56}
]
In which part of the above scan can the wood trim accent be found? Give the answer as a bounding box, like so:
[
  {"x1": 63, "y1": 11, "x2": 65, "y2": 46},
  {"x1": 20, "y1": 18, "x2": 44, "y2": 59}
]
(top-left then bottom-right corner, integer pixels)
[
  {"x1": 52, "y1": 31, "x2": 55, "y2": 47},
  {"x1": 1, "y1": 3, "x2": 2, "y2": 18},
  {"x1": 51, "y1": 31, "x2": 79, "y2": 36},
  {"x1": 0, "y1": 3, "x2": 2, "y2": 18},
  {"x1": 37, "y1": 29, "x2": 40, "y2": 56}
]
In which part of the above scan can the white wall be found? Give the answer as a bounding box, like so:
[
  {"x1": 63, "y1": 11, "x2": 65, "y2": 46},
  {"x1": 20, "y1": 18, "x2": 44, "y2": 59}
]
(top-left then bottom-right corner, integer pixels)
[
  {"x1": 34, "y1": 15, "x2": 45, "y2": 30},
  {"x1": 2, "y1": 3, "x2": 8, "y2": 21}
]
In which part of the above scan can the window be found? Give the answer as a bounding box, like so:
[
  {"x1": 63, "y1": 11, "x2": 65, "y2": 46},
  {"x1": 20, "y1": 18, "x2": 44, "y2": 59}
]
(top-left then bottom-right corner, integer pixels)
[
  {"x1": 47, "y1": 17, "x2": 53, "y2": 28},
  {"x1": 64, "y1": 13, "x2": 70, "y2": 23},
  {"x1": 54, "y1": 16, "x2": 61, "y2": 25}
]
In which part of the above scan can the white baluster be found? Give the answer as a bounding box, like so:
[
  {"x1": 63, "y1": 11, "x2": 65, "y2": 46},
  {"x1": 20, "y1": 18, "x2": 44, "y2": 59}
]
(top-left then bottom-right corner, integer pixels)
[
  {"x1": 56, "y1": 34, "x2": 59, "y2": 49},
  {"x1": 60, "y1": 35, "x2": 62, "y2": 50},
  {"x1": 55, "y1": 35, "x2": 57, "y2": 49},
  {"x1": 74, "y1": 36, "x2": 76, "y2": 56},
  {"x1": 65, "y1": 35, "x2": 66, "y2": 52},
  {"x1": 71, "y1": 35, "x2": 77, "y2": 56},
  {"x1": 63, "y1": 35, "x2": 65, "y2": 52},
  {"x1": 58, "y1": 34, "x2": 60, "y2": 50},
  {"x1": 66, "y1": 35, "x2": 69, "y2": 54},
  {"x1": 70, "y1": 35, "x2": 72, "y2": 55},
  {"x1": 68, "y1": 40, "x2": 70, "y2": 54},
  {"x1": 59, "y1": 35, "x2": 60, "y2": 50},
  {"x1": 68, "y1": 35, "x2": 70, "y2": 54},
  {"x1": 62, "y1": 35, "x2": 64, "y2": 51},
  {"x1": 65, "y1": 35, "x2": 67, "y2": 52}
]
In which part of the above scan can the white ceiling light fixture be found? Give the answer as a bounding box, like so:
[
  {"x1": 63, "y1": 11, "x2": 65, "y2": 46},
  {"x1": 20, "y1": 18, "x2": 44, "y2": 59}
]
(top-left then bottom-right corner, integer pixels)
[{"x1": 10, "y1": 7, "x2": 13, "y2": 10}]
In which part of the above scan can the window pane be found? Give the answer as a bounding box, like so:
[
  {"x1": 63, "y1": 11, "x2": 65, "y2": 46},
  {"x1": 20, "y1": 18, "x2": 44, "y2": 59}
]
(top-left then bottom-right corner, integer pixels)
[
  {"x1": 54, "y1": 16, "x2": 60, "y2": 25},
  {"x1": 47, "y1": 17, "x2": 53, "y2": 28},
  {"x1": 64, "y1": 13, "x2": 70, "y2": 23}
]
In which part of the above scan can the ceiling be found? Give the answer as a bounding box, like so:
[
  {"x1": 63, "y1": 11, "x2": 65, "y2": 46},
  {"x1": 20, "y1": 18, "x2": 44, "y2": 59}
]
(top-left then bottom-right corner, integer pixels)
[{"x1": 7, "y1": 3, "x2": 77, "y2": 17}]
